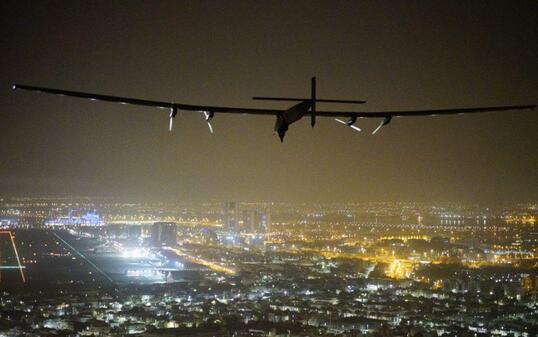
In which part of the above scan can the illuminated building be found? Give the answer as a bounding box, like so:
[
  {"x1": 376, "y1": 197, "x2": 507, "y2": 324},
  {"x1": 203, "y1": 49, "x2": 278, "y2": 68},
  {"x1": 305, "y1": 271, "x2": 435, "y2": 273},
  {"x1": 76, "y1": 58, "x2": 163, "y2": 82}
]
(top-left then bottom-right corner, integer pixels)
[
  {"x1": 241, "y1": 209, "x2": 270, "y2": 234},
  {"x1": 44, "y1": 209, "x2": 103, "y2": 227},
  {"x1": 522, "y1": 275, "x2": 538, "y2": 297},
  {"x1": 224, "y1": 202, "x2": 238, "y2": 232},
  {"x1": 150, "y1": 222, "x2": 177, "y2": 247},
  {"x1": 430, "y1": 236, "x2": 450, "y2": 247}
]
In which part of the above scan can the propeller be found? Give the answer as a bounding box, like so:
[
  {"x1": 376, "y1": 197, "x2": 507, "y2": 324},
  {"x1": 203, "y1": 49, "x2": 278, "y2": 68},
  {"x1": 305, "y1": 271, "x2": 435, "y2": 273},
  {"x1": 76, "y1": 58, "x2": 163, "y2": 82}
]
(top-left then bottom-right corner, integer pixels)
[
  {"x1": 202, "y1": 111, "x2": 215, "y2": 134},
  {"x1": 372, "y1": 115, "x2": 392, "y2": 135},
  {"x1": 335, "y1": 117, "x2": 361, "y2": 132},
  {"x1": 169, "y1": 106, "x2": 178, "y2": 131}
]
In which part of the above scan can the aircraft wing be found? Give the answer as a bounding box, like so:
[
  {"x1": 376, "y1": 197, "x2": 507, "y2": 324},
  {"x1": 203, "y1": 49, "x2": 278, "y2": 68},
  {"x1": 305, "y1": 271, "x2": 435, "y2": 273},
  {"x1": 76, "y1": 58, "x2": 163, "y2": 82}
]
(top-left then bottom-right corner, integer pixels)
[
  {"x1": 13, "y1": 84, "x2": 534, "y2": 118},
  {"x1": 317, "y1": 105, "x2": 536, "y2": 118},
  {"x1": 12, "y1": 84, "x2": 281, "y2": 115},
  {"x1": 13, "y1": 83, "x2": 535, "y2": 137},
  {"x1": 318, "y1": 105, "x2": 535, "y2": 134}
]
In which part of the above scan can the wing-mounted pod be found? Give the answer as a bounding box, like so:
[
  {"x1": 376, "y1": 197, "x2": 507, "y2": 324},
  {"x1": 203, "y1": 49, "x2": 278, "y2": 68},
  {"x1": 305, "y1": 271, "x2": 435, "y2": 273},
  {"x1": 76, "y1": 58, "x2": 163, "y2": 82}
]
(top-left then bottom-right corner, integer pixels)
[
  {"x1": 372, "y1": 115, "x2": 392, "y2": 134},
  {"x1": 169, "y1": 106, "x2": 178, "y2": 131},
  {"x1": 335, "y1": 116, "x2": 361, "y2": 132},
  {"x1": 201, "y1": 111, "x2": 215, "y2": 134}
]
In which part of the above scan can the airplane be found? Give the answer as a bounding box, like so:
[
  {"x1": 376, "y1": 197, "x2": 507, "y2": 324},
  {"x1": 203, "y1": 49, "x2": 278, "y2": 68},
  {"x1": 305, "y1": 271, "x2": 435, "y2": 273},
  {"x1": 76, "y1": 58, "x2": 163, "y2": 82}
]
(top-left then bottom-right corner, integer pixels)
[{"x1": 12, "y1": 77, "x2": 535, "y2": 142}]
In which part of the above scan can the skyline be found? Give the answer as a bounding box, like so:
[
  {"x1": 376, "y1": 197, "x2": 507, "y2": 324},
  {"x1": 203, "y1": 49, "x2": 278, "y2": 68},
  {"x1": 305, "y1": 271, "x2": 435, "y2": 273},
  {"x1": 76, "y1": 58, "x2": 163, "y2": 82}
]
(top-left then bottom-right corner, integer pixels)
[
  {"x1": 1, "y1": 1, "x2": 537, "y2": 203},
  {"x1": 1, "y1": 197, "x2": 537, "y2": 337}
]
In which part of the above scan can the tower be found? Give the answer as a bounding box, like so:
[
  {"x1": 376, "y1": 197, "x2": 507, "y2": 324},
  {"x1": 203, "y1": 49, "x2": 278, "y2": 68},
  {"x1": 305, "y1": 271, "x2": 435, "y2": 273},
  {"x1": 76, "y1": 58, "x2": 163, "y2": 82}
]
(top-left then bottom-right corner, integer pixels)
[{"x1": 224, "y1": 202, "x2": 238, "y2": 232}]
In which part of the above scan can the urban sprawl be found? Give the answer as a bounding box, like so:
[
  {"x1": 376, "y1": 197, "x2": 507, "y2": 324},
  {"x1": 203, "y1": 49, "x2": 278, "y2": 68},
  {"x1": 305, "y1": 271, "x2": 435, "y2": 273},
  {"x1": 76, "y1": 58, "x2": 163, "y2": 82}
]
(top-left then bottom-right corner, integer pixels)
[{"x1": 1, "y1": 198, "x2": 537, "y2": 337}]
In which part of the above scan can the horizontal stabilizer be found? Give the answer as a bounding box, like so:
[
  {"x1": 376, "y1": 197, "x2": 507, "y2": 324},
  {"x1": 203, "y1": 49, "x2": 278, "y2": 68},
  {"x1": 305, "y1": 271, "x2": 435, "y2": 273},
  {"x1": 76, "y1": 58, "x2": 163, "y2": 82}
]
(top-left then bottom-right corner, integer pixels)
[{"x1": 253, "y1": 96, "x2": 366, "y2": 104}]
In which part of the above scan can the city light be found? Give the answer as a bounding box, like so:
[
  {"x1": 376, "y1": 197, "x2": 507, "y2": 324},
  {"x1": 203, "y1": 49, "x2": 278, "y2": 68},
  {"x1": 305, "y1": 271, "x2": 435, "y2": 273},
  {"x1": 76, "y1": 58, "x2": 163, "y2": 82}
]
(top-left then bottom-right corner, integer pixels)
[
  {"x1": 1, "y1": 199, "x2": 537, "y2": 336},
  {"x1": 120, "y1": 247, "x2": 150, "y2": 259}
]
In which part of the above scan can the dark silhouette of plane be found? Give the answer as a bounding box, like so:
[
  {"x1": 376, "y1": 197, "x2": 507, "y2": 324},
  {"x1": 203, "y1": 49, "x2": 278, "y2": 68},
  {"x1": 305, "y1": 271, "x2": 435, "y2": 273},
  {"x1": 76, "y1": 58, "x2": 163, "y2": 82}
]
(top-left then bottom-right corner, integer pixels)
[{"x1": 13, "y1": 78, "x2": 535, "y2": 142}]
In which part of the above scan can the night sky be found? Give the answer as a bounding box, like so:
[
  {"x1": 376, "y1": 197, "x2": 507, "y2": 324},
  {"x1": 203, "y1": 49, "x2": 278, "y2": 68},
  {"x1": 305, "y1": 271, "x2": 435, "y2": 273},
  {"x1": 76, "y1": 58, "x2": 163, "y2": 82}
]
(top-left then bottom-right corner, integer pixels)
[{"x1": 0, "y1": 1, "x2": 536, "y2": 203}]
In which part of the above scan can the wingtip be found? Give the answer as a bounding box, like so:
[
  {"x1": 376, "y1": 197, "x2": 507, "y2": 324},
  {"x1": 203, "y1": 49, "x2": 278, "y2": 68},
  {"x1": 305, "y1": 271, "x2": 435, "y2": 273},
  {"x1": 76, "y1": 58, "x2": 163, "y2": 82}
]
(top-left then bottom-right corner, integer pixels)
[{"x1": 518, "y1": 105, "x2": 535, "y2": 110}]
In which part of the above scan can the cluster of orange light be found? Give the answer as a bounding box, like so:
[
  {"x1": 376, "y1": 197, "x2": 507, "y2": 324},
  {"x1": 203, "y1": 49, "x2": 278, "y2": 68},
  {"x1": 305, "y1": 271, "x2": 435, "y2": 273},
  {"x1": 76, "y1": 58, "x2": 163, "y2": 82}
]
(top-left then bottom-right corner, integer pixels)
[
  {"x1": 385, "y1": 259, "x2": 412, "y2": 279},
  {"x1": 165, "y1": 247, "x2": 236, "y2": 275},
  {"x1": 504, "y1": 216, "x2": 536, "y2": 225}
]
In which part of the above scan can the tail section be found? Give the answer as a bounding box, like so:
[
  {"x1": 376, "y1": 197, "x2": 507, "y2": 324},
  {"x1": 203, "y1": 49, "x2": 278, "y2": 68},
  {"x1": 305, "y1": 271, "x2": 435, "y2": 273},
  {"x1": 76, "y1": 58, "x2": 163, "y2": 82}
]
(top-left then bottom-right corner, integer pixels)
[
  {"x1": 253, "y1": 77, "x2": 367, "y2": 132},
  {"x1": 252, "y1": 77, "x2": 366, "y2": 129}
]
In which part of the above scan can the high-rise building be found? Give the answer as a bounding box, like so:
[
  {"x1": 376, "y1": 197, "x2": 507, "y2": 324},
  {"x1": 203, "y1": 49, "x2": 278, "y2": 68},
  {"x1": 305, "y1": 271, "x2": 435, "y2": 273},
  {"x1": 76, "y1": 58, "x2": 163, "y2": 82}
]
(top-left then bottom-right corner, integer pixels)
[
  {"x1": 260, "y1": 211, "x2": 271, "y2": 233},
  {"x1": 150, "y1": 222, "x2": 177, "y2": 247},
  {"x1": 241, "y1": 209, "x2": 270, "y2": 234},
  {"x1": 224, "y1": 202, "x2": 238, "y2": 232},
  {"x1": 242, "y1": 210, "x2": 254, "y2": 233}
]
